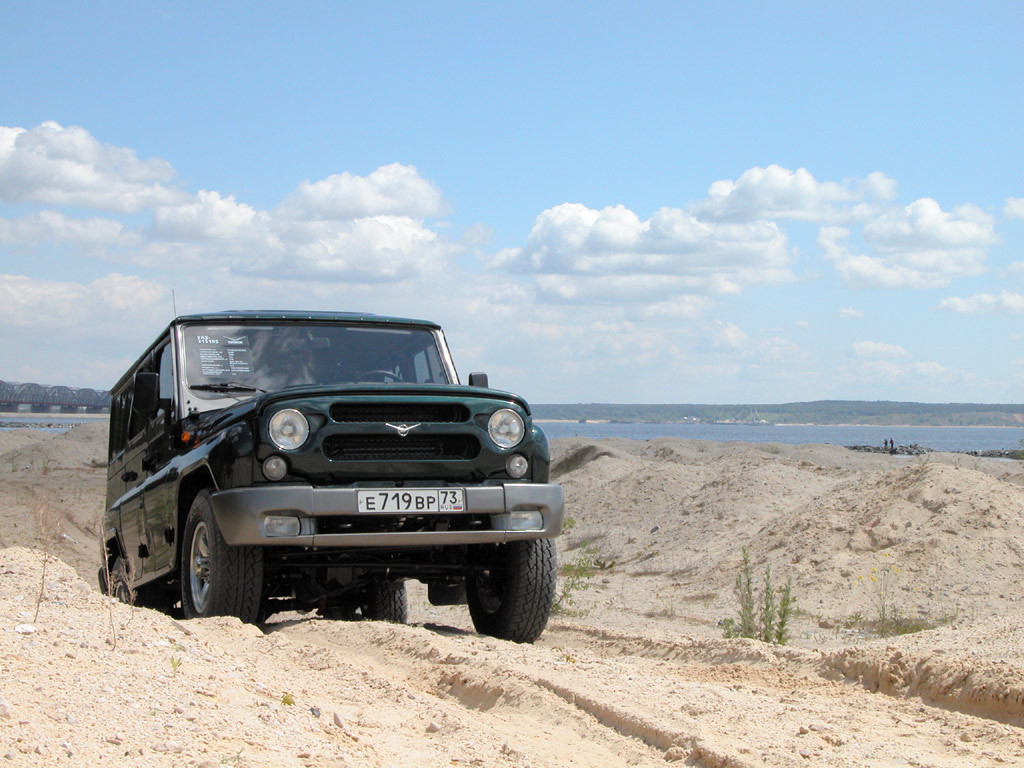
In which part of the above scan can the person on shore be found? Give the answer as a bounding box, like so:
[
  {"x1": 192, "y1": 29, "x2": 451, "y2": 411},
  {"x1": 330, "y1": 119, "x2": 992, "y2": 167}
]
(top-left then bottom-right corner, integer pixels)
[{"x1": 889, "y1": 438, "x2": 895, "y2": 455}]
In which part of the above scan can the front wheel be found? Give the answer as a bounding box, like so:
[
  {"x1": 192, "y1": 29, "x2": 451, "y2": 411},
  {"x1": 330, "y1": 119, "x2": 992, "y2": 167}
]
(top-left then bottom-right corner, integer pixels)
[
  {"x1": 467, "y1": 539, "x2": 556, "y2": 643},
  {"x1": 180, "y1": 490, "x2": 263, "y2": 622}
]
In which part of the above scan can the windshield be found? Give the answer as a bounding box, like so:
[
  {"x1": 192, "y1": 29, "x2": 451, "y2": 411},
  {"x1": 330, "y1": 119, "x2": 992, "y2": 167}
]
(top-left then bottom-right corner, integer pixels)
[{"x1": 180, "y1": 323, "x2": 451, "y2": 402}]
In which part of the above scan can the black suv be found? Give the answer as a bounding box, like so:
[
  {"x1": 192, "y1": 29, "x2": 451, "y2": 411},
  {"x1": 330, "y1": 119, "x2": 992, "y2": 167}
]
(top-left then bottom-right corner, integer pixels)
[{"x1": 100, "y1": 311, "x2": 563, "y2": 643}]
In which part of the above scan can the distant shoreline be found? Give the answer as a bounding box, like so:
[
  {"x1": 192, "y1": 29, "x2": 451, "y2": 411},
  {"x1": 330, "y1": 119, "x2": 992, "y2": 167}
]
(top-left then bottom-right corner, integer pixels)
[
  {"x1": 0, "y1": 412, "x2": 105, "y2": 419},
  {"x1": 535, "y1": 419, "x2": 1024, "y2": 429}
]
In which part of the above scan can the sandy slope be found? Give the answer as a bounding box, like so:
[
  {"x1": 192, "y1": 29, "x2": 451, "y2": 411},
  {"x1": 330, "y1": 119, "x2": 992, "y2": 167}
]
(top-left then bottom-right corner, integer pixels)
[{"x1": 3, "y1": 424, "x2": 1024, "y2": 766}]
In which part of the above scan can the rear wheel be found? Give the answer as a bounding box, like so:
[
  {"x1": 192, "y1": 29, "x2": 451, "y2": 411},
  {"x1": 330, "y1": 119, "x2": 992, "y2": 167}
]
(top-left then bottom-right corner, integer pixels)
[
  {"x1": 361, "y1": 581, "x2": 408, "y2": 623},
  {"x1": 108, "y1": 557, "x2": 134, "y2": 604},
  {"x1": 180, "y1": 489, "x2": 263, "y2": 622},
  {"x1": 467, "y1": 539, "x2": 556, "y2": 643}
]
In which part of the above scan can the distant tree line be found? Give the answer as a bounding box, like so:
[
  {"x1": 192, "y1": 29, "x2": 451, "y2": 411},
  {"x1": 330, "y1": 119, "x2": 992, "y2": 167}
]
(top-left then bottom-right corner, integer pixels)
[{"x1": 532, "y1": 401, "x2": 1024, "y2": 427}]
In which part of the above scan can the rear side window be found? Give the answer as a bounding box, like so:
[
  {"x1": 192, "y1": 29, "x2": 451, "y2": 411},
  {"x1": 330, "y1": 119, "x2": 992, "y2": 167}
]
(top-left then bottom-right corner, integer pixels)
[{"x1": 107, "y1": 388, "x2": 131, "y2": 461}]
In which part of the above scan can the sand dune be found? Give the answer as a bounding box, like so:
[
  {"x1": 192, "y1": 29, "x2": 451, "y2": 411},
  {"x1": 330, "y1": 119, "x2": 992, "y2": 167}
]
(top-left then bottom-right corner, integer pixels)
[{"x1": 3, "y1": 424, "x2": 1024, "y2": 765}]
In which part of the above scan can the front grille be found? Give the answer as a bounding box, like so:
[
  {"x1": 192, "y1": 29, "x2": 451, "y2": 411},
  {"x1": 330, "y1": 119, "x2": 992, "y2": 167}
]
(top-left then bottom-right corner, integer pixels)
[
  {"x1": 329, "y1": 403, "x2": 470, "y2": 423},
  {"x1": 322, "y1": 434, "x2": 480, "y2": 461}
]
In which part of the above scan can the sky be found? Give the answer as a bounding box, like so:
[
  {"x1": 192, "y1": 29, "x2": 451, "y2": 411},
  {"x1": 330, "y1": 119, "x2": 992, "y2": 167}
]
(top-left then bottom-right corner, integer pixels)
[{"x1": 1, "y1": 1, "x2": 1023, "y2": 404}]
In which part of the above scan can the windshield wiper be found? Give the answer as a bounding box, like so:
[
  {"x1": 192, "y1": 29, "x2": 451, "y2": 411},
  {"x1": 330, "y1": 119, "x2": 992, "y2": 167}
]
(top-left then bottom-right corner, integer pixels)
[{"x1": 189, "y1": 383, "x2": 266, "y2": 393}]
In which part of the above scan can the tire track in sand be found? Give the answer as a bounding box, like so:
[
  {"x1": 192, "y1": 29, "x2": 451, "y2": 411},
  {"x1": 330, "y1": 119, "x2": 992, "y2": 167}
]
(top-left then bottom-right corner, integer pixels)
[{"x1": 275, "y1": 618, "x2": 1024, "y2": 767}]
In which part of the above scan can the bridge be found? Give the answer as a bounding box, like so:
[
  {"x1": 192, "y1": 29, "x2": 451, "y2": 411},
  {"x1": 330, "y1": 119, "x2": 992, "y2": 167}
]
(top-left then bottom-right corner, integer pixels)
[{"x1": 0, "y1": 380, "x2": 111, "y2": 413}]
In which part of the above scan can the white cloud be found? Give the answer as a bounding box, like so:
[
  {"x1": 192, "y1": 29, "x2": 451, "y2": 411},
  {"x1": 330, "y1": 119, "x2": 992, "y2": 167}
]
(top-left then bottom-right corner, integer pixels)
[
  {"x1": 0, "y1": 123, "x2": 455, "y2": 285},
  {"x1": 638, "y1": 296, "x2": 715, "y2": 319},
  {"x1": 758, "y1": 335, "x2": 801, "y2": 360},
  {"x1": 838, "y1": 306, "x2": 863, "y2": 318},
  {"x1": 278, "y1": 163, "x2": 444, "y2": 220},
  {"x1": 819, "y1": 226, "x2": 942, "y2": 289},
  {"x1": 0, "y1": 122, "x2": 185, "y2": 212},
  {"x1": 1005, "y1": 197, "x2": 1024, "y2": 220},
  {"x1": 495, "y1": 202, "x2": 792, "y2": 304},
  {"x1": 692, "y1": 165, "x2": 896, "y2": 222},
  {"x1": 0, "y1": 273, "x2": 165, "y2": 328},
  {"x1": 937, "y1": 291, "x2": 1024, "y2": 314},
  {"x1": 151, "y1": 190, "x2": 265, "y2": 241},
  {"x1": 851, "y1": 341, "x2": 908, "y2": 358},
  {"x1": 707, "y1": 321, "x2": 748, "y2": 350},
  {"x1": 857, "y1": 171, "x2": 899, "y2": 201},
  {"x1": 819, "y1": 219, "x2": 987, "y2": 290},
  {"x1": 0, "y1": 211, "x2": 135, "y2": 246},
  {"x1": 863, "y1": 198, "x2": 995, "y2": 252},
  {"x1": 277, "y1": 216, "x2": 451, "y2": 281}
]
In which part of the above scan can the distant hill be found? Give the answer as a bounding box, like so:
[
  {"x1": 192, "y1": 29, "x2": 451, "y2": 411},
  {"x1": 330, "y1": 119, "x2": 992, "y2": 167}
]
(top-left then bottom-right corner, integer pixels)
[{"x1": 532, "y1": 401, "x2": 1024, "y2": 427}]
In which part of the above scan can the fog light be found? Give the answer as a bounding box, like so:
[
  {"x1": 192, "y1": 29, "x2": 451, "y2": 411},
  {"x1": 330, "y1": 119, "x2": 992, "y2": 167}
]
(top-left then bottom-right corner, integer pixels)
[
  {"x1": 491, "y1": 510, "x2": 544, "y2": 531},
  {"x1": 264, "y1": 515, "x2": 301, "y2": 537},
  {"x1": 262, "y1": 455, "x2": 288, "y2": 481},
  {"x1": 506, "y1": 454, "x2": 529, "y2": 479}
]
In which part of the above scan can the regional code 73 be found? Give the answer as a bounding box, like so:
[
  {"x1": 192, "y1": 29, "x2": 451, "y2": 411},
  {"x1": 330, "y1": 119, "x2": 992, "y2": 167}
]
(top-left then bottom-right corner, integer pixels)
[{"x1": 357, "y1": 489, "x2": 465, "y2": 513}]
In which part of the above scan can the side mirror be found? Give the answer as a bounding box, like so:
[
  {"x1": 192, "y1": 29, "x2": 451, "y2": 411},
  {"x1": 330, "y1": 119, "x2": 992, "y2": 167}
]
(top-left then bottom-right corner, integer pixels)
[
  {"x1": 468, "y1": 372, "x2": 489, "y2": 388},
  {"x1": 132, "y1": 372, "x2": 160, "y2": 415}
]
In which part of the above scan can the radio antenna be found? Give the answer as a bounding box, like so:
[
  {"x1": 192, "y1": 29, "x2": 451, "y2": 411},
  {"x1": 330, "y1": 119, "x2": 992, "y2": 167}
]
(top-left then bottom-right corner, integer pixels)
[{"x1": 172, "y1": 289, "x2": 178, "y2": 317}]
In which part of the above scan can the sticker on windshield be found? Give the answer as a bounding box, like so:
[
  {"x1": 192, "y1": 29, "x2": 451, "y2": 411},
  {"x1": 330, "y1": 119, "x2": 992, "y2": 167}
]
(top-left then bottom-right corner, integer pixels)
[{"x1": 196, "y1": 335, "x2": 253, "y2": 378}]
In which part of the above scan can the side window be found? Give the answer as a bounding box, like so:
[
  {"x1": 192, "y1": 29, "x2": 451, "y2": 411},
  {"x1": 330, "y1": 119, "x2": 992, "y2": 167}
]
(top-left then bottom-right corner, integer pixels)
[
  {"x1": 108, "y1": 388, "x2": 130, "y2": 461},
  {"x1": 127, "y1": 384, "x2": 148, "y2": 441}
]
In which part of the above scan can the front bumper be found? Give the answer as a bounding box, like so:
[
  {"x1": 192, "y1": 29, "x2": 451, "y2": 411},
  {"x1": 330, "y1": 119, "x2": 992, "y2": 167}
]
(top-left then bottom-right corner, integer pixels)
[{"x1": 210, "y1": 483, "x2": 564, "y2": 547}]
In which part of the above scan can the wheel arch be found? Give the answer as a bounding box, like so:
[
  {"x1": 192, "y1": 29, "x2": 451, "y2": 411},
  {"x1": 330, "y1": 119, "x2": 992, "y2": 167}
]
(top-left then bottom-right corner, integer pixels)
[
  {"x1": 174, "y1": 465, "x2": 218, "y2": 573},
  {"x1": 100, "y1": 529, "x2": 127, "y2": 591}
]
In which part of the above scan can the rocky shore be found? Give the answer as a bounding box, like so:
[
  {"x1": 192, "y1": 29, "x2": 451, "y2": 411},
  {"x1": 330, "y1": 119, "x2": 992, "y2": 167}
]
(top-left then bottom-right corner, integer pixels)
[{"x1": 846, "y1": 443, "x2": 1020, "y2": 459}]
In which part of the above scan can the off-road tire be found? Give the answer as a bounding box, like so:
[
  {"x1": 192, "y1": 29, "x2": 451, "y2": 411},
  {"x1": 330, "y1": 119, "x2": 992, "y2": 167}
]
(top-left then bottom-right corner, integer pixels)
[
  {"x1": 180, "y1": 489, "x2": 263, "y2": 622},
  {"x1": 467, "y1": 539, "x2": 556, "y2": 643},
  {"x1": 361, "y1": 581, "x2": 408, "y2": 623},
  {"x1": 108, "y1": 557, "x2": 134, "y2": 604}
]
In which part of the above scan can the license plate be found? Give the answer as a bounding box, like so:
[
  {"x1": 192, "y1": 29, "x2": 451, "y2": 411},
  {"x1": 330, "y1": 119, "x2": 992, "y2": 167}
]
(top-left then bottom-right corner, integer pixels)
[{"x1": 357, "y1": 489, "x2": 465, "y2": 514}]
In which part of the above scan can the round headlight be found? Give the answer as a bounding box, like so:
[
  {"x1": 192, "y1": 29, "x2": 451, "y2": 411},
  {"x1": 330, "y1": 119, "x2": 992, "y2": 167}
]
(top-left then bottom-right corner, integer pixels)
[
  {"x1": 268, "y1": 408, "x2": 309, "y2": 451},
  {"x1": 488, "y1": 408, "x2": 525, "y2": 449}
]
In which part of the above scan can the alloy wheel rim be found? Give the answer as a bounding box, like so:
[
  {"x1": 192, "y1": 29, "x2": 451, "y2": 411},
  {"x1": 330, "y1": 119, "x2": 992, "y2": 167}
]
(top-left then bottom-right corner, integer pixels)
[{"x1": 189, "y1": 521, "x2": 211, "y2": 613}]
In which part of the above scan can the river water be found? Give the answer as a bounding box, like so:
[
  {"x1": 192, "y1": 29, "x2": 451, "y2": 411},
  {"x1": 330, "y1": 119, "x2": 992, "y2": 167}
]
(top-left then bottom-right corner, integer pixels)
[
  {"x1": 537, "y1": 421, "x2": 1024, "y2": 453},
  {"x1": 5, "y1": 414, "x2": 1023, "y2": 453}
]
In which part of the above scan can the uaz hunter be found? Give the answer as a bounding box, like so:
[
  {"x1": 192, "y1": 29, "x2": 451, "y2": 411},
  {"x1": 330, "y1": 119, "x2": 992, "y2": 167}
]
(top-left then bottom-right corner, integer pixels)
[{"x1": 100, "y1": 311, "x2": 563, "y2": 643}]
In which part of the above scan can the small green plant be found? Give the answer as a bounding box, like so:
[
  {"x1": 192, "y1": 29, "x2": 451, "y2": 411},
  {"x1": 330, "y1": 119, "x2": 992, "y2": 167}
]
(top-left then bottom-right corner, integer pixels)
[
  {"x1": 281, "y1": 693, "x2": 295, "y2": 706},
  {"x1": 553, "y1": 545, "x2": 598, "y2": 617},
  {"x1": 774, "y1": 575, "x2": 795, "y2": 645},
  {"x1": 854, "y1": 557, "x2": 957, "y2": 636},
  {"x1": 722, "y1": 548, "x2": 795, "y2": 645},
  {"x1": 169, "y1": 656, "x2": 182, "y2": 674}
]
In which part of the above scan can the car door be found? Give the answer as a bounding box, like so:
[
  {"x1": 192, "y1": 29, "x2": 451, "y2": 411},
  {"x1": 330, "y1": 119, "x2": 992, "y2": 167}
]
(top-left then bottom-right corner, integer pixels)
[
  {"x1": 140, "y1": 341, "x2": 179, "y2": 574},
  {"x1": 105, "y1": 387, "x2": 131, "y2": 563},
  {"x1": 120, "y1": 374, "x2": 151, "y2": 580}
]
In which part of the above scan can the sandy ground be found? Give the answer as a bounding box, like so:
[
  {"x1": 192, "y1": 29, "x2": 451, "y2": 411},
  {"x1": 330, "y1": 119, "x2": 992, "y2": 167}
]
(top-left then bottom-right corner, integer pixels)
[{"x1": 3, "y1": 424, "x2": 1024, "y2": 766}]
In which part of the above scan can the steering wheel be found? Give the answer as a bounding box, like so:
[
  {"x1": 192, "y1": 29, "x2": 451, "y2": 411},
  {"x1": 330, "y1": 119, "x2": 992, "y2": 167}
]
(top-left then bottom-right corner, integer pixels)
[{"x1": 355, "y1": 369, "x2": 403, "y2": 383}]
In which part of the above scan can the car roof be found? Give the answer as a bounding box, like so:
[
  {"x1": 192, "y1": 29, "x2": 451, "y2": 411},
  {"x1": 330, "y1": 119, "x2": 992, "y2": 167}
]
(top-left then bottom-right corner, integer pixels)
[{"x1": 173, "y1": 310, "x2": 440, "y2": 328}]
